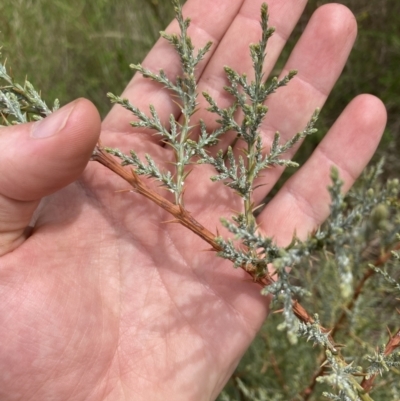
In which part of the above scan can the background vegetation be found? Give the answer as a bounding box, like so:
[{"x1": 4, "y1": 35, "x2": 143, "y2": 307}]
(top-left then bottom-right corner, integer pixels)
[{"x1": 1, "y1": 0, "x2": 399, "y2": 399}]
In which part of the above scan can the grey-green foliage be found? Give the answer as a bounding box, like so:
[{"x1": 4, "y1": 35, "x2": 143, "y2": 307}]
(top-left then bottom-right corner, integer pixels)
[
  {"x1": 0, "y1": 54, "x2": 59, "y2": 125},
  {"x1": 297, "y1": 315, "x2": 337, "y2": 353},
  {"x1": 318, "y1": 351, "x2": 364, "y2": 401},
  {"x1": 105, "y1": 145, "x2": 178, "y2": 194},
  {"x1": 196, "y1": 5, "x2": 317, "y2": 239},
  {"x1": 365, "y1": 345, "x2": 400, "y2": 379}
]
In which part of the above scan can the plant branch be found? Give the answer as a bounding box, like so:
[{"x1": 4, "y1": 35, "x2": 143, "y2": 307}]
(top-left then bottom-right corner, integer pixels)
[
  {"x1": 94, "y1": 143, "x2": 390, "y2": 400},
  {"x1": 91, "y1": 144, "x2": 322, "y2": 325}
]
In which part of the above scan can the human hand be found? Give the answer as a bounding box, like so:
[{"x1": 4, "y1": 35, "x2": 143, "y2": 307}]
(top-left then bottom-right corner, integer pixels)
[{"x1": 0, "y1": 0, "x2": 386, "y2": 400}]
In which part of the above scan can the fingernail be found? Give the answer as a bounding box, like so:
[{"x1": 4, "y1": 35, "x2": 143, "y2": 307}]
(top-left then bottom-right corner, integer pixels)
[{"x1": 30, "y1": 101, "x2": 77, "y2": 139}]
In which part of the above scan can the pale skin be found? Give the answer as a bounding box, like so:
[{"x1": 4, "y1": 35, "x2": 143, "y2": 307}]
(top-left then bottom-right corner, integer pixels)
[{"x1": 0, "y1": 0, "x2": 387, "y2": 400}]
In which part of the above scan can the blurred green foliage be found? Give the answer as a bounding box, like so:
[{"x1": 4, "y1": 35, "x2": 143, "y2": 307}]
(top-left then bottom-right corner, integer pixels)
[
  {"x1": 0, "y1": 0, "x2": 174, "y2": 116},
  {"x1": 1, "y1": 0, "x2": 399, "y2": 399}
]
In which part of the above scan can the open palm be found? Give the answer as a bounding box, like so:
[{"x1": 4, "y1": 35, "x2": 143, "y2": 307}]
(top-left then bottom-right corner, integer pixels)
[{"x1": 0, "y1": 0, "x2": 386, "y2": 400}]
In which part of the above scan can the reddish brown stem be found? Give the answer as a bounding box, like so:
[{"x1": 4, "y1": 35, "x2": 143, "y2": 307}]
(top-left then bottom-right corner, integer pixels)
[{"x1": 92, "y1": 145, "x2": 222, "y2": 253}]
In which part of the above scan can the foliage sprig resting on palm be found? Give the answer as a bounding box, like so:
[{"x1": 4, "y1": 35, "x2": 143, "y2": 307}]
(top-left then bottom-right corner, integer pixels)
[{"x1": 105, "y1": 1, "x2": 318, "y2": 281}]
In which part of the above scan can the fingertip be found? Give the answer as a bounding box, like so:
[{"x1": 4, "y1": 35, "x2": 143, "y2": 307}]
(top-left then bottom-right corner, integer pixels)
[
  {"x1": 314, "y1": 3, "x2": 358, "y2": 39},
  {"x1": 327, "y1": 94, "x2": 387, "y2": 164},
  {"x1": 349, "y1": 94, "x2": 388, "y2": 132},
  {"x1": 58, "y1": 98, "x2": 102, "y2": 158}
]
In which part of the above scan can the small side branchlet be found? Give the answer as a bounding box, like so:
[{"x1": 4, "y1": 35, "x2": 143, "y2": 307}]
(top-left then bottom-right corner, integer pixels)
[
  {"x1": 365, "y1": 345, "x2": 400, "y2": 379},
  {"x1": 318, "y1": 350, "x2": 367, "y2": 401},
  {"x1": 198, "y1": 5, "x2": 317, "y2": 237}
]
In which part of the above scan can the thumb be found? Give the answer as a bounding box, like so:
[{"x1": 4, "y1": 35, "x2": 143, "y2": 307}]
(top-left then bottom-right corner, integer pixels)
[{"x1": 0, "y1": 98, "x2": 101, "y2": 255}]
